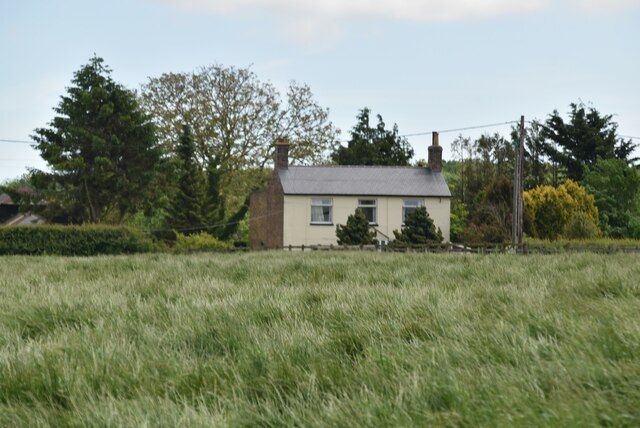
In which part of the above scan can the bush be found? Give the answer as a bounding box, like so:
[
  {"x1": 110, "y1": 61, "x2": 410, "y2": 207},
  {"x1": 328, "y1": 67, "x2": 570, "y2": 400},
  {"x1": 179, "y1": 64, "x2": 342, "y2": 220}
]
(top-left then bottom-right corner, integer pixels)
[
  {"x1": 0, "y1": 225, "x2": 153, "y2": 256},
  {"x1": 392, "y1": 206, "x2": 443, "y2": 245},
  {"x1": 563, "y1": 211, "x2": 600, "y2": 239},
  {"x1": 174, "y1": 232, "x2": 233, "y2": 252},
  {"x1": 524, "y1": 180, "x2": 600, "y2": 240},
  {"x1": 335, "y1": 209, "x2": 376, "y2": 245}
]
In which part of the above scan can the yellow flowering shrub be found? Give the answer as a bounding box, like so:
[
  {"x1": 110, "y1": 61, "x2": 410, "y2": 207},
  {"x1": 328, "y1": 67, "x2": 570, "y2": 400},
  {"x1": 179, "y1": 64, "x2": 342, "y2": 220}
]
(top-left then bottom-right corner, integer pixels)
[{"x1": 523, "y1": 180, "x2": 600, "y2": 240}]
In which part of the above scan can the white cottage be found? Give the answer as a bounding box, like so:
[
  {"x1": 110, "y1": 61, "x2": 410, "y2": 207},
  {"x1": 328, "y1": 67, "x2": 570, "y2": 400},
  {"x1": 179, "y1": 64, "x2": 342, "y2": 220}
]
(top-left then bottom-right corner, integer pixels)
[{"x1": 250, "y1": 135, "x2": 451, "y2": 249}]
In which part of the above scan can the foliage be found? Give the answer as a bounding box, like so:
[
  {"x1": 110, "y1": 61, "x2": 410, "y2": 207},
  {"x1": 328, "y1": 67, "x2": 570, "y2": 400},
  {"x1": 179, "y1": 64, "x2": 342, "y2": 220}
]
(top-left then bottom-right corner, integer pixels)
[
  {"x1": 331, "y1": 108, "x2": 414, "y2": 166},
  {"x1": 174, "y1": 232, "x2": 232, "y2": 252},
  {"x1": 462, "y1": 177, "x2": 512, "y2": 243},
  {"x1": 0, "y1": 225, "x2": 152, "y2": 255},
  {"x1": 392, "y1": 206, "x2": 443, "y2": 245},
  {"x1": 563, "y1": 211, "x2": 600, "y2": 240},
  {"x1": 167, "y1": 125, "x2": 206, "y2": 233},
  {"x1": 524, "y1": 180, "x2": 600, "y2": 240},
  {"x1": 140, "y1": 65, "x2": 337, "y2": 201},
  {"x1": 449, "y1": 199, "x2": 468, "y2": 243},
  {"x1": 511, "y1": 121, "x2": 550, "y2": 188},
  {"x1": 0, "y1": 252, "x2": 639, "y2": 426},
  {"x1": 583, "y1": 158, "x2": 640, "y2": 238},
  {"x1": 140, "y1": 65, "x2": 337, "y2": 236},
  {"x1": 335, "y1": 209, "x2": 377, "y2": 245},
  {"x1": 32, "y1": 56, "x2": 161, "y2": 224},
  {"x1": 540, "y1": 102, "x2": 637, "y2": 182}
]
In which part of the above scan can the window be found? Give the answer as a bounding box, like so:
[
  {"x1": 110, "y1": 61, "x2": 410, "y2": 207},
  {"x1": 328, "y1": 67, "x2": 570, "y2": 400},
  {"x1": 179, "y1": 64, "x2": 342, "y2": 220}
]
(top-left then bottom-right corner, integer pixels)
[
  {"x1": 358, "y1": 199, "x2": 377, "y2": 224},
  {"x1": 402, "y1": 199, "x2": 423, "y2": 222},
  {"x1": 311, "y1": 198, "x2": 332, "y2": 224}
]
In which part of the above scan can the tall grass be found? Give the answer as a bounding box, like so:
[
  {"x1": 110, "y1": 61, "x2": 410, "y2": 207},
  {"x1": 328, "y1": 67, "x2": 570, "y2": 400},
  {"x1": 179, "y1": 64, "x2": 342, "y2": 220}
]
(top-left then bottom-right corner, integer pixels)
[{"x1": 0, "y1": 252, "x2": 639, "y2": 426}]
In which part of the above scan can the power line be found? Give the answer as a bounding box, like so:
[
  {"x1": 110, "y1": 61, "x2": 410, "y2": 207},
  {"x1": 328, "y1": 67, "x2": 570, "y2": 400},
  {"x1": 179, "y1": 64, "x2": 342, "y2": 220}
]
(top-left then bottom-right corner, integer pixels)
[
  {"x1": 339, "y1": 120, "x2": 520, "y2": 142},
  {"x1": 0, "y1": 119, "x2": 524, "y2": 146},
  {"x1": 437, "y1": 121, "x2": 519, "y2": 135},
  {"x1": 146, "y1": 209, "x2": 283, "y2": 234},
  {"x1": 3, "y1": 124, "x2": 638, "y2": 149},
  {"x1": 0, "y1": 139, "x2": 35, "y2": 144}
]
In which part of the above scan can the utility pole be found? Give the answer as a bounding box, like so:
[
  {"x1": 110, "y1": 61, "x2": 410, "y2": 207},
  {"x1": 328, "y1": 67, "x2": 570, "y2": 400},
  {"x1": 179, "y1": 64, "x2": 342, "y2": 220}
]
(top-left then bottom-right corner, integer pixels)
[
  {"x1": 517, "y1": 116, "x2": 525, "y2": 245},
  {"x1": 512, "y1": 116, "x2": 525, "y2": 250}
]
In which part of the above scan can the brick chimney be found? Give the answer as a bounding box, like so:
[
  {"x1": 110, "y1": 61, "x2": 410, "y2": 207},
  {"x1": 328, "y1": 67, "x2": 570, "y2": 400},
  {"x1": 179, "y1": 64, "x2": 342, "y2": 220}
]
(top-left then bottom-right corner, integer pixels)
[
  {"x1": 428, "y1": 132, "x2": 443, "y2": 173},
  {"x1": 275, "y1": 137, "x2": 289, "y2": 169}
]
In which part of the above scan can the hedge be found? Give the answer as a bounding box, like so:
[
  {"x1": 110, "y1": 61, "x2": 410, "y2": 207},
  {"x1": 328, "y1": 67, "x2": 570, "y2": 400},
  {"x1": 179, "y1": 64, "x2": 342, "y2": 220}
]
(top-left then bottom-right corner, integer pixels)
[{"x1": 0, "y1": 225, "x2": 153, "y2": 256}]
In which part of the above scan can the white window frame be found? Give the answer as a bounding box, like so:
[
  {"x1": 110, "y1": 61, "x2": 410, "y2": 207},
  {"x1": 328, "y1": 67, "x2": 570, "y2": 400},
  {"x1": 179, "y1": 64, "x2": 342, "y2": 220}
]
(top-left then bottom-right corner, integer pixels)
[
  {"x1": 357, "y1": 199, "x2": 377, "y2": 225},
  {"x1": 310, "y1": 198, "x2": 333, "y2": 224},
  {"x1": 402, "y1": 199, "x2": 424, "y2": 223}
]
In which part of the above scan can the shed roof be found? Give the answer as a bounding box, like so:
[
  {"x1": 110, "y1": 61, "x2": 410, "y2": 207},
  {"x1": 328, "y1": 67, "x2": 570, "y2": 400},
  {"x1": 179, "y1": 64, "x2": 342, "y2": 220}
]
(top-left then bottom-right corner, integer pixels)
[
  {"x1": 0, "y1": 193, "x2": 13, "y2": 205},
  {"x1": 277, "y1": 166, "x2": 451, "y2": 197}
]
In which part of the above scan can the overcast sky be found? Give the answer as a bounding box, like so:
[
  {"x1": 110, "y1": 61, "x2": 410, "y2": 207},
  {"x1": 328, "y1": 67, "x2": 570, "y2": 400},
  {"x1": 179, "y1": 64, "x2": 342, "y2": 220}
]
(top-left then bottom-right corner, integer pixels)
[{"x1": 1, "y1": 0, "x2": 639, "y2": 182}]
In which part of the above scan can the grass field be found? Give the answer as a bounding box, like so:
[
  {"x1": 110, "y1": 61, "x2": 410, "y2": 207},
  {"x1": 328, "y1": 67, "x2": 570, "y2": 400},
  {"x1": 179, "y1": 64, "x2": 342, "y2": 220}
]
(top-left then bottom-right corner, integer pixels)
[{"x1": 0, "y1": 252, "x2": 639, "y2": 427}]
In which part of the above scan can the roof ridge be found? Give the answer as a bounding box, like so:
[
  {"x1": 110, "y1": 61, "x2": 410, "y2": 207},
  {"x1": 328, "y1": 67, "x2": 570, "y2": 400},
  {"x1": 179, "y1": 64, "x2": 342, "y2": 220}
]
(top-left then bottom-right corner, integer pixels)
[{"x1": 287, "y1": 165, "x2": 420, "y2": 169}]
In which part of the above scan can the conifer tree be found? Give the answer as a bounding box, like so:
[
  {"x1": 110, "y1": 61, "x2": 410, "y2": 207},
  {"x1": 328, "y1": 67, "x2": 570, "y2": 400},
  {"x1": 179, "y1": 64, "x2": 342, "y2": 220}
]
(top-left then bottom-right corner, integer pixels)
[
  {"x1": 392, "y1": 206, "x2": 443, "y2": 245},
  {"x1": 32, "y1": 56, "x2": 160, "y2": 224},
  {"x1": 168, "y1": 125, "x2": 206, "y2": 233},
  {"x1": 336, "y1": 209, "x2": 377, "y2": 245}
]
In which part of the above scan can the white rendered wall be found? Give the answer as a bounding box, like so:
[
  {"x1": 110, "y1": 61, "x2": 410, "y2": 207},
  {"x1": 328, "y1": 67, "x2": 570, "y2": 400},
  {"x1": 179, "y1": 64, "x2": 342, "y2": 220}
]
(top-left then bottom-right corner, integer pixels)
[{"x1": 282, "y1": 195, "x2": 450, "y2": 246}]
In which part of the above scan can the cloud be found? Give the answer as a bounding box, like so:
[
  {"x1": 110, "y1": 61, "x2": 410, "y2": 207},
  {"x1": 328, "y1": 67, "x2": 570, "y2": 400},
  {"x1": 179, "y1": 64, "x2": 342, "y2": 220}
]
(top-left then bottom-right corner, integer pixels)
[
  {"x1": 576, "y1": 0, "x2": 640, "y2": 12},
  {"x1": 160, "y1": 0, "x2": 549, "y2": 22}
]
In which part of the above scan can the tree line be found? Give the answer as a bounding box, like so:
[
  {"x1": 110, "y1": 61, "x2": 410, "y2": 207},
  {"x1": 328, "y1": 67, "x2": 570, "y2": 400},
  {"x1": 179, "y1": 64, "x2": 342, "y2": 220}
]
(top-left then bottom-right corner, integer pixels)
[
  {"x1": 444, "y1": 103, "x2": 639, "y2": 241},
  {"x1": 4, "y1": 56, "x2": 339, "y2": 243},
  {"x1": 2, "y1": 55, "x2": 639, "y2": 243}
]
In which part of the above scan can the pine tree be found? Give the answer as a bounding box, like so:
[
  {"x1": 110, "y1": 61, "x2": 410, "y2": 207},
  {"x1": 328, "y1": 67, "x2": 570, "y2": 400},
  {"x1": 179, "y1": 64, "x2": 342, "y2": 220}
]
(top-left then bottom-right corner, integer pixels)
[
  {"x1": 32, "y1": 56, "x2": 160, "y2": 224},
  {"x1": 331, "y1": 108, "x2": 414, "y2": 166},
  {"x1": 168, "y1": 125, "x2": 206, "y2": 233},
  {"x1": 336, "y1": 209, "x2": 377, "y2": 245},
  {"x1": 392, "y1": 206, "x2": 443, "y2": 245}
]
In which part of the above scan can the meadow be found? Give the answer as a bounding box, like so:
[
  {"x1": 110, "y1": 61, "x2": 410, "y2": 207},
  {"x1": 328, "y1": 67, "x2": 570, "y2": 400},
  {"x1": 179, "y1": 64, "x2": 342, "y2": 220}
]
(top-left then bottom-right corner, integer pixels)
[{"x1": 0, "y1": 251, "x2": 639, "y2": 427}]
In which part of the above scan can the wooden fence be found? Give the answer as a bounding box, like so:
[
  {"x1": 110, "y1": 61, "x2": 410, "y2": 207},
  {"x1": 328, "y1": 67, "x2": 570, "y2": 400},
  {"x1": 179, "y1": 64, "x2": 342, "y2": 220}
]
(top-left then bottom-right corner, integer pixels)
[{"x1": 279, "y1": 243, "x2": 640, "y2": 255}]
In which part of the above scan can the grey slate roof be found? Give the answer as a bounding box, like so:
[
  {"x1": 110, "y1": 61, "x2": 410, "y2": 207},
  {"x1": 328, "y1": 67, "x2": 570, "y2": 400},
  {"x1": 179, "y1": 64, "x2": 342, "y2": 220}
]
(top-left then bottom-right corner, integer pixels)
[{"x1": 277, "y1": 166, "x2": 451, "y2": 197}]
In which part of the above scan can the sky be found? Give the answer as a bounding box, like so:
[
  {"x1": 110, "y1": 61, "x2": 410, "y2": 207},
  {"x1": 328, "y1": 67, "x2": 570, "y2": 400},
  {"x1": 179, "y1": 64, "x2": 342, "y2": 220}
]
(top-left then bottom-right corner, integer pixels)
[{"x1": 1, "y1": 0, "x2": 639, "y2": 182}]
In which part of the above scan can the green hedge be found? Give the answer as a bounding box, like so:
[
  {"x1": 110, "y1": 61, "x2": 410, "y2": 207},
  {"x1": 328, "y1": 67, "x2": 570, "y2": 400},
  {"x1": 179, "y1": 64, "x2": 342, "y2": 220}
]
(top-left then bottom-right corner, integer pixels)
[{"x1": 0, "y1": 225, "x2": 153, "y2": 256}]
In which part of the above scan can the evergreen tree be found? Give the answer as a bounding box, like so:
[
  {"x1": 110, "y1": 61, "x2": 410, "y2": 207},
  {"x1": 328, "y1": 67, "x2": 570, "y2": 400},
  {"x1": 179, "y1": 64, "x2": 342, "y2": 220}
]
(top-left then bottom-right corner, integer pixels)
[
  {"x1": 331, "y1": 108, "x2": 414, "y2": 166},
  {"x1": 540, "y1": 102, "x2": 637, "y2": 182},
  {"x1": 583, "y1": 158, "x2": 640, "y2": 238},
  {"x1": 392, "y1": 206, "x2": 443, "y2": 245},
  {"x1": 168, "y1": 125, "x2": 206, "y2": 232},
  {"x1": 336, "y1": 209, "x2": 377, "y2": 245},
  {"x1": 32, "y1": 56, "x2": 160, "y2": 224}
]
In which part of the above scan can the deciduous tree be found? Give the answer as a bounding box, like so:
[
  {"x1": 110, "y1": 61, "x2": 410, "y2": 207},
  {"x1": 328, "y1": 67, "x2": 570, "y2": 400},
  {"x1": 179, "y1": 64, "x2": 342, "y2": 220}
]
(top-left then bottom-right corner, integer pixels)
[{"x1": 140, "y1": 65, "x2": 339, "y2": 232}]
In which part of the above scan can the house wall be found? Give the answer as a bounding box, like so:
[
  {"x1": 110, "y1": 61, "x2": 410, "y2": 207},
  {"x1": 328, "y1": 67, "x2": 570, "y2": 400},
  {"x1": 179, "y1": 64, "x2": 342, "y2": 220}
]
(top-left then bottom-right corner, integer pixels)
[
  {"x1": 249, "y1": 172, "x2": 284, "y2": 249},
  {"x1": 282, "y1": 195, "x2": 450, "y2": 246}
]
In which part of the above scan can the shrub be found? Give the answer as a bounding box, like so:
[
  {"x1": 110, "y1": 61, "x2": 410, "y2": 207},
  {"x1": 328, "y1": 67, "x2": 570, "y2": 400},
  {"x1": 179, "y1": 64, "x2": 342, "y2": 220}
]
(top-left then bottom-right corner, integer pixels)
[
  {"x1": 392, "y1": 206, "x2": 443, "y2": 245},
  {"x1": 465, "y1": 177, "x2": 513, "y2": 243},
  {"x1": 524, "y1": 180, "x2": 600, "y2": 240},
  {"x1": 174, "y1": 232, "x2": 233, "y2": 252},
  {"x1": 0, "y1": 225, "x2": 153, "y2": 256},
  {"x1": 335, "y1": 209, "x2": 376, "y2": 245},
  {"x1": 563, "y1": 211, "x2": 600, "y2": 239}
]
